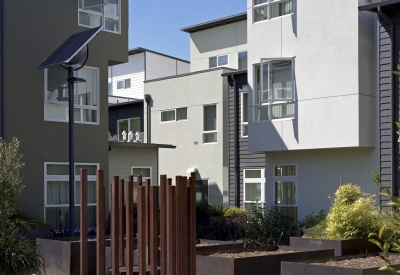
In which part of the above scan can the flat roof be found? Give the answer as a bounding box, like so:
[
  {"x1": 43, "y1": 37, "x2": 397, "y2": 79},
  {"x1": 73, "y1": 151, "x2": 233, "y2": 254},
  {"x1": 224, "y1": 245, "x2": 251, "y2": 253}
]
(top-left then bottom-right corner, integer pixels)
[
  {"x1": 359, "y1": 0, "x2": 400, "y2": 11},
  {"x1": 109, "y1": 141, "x2": 176, "y2": 149},
  {"x1": 181, "y1": 12, "x2": 247, "y2": 33},
  {"x1": 108, "y1": 95, "x2": 143, "y2": 106},
  {"x1": 128, "y1": 47, "x2": 190, "y2": 64},
  {"x1": 144, "y1": 67, "x2": 237, "y2": 83},
  {"x1": 221, "y1": 69, "x2": 247, "y2": 77}
]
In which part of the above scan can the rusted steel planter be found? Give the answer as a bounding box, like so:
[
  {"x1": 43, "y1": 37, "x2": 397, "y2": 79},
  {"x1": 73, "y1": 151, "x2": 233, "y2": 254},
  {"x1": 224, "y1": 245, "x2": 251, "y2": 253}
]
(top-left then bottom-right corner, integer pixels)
[
  {"x1": 37, "y1": 237, "x2": 100, "y2": 275},
  {"x1": 196, "y1": 245, "x2": 334, "y2": 275},
  {"x1": 281, "y1": 253, "x2": 400, "y2": 275},
  {"x1": 290, "y1": 237, "x2": 379, "y2": 256}
]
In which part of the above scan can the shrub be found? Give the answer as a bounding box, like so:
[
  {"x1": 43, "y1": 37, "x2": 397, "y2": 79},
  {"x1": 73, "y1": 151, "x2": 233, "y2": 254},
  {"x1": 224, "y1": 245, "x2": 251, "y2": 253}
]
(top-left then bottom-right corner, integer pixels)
[
  {"x1": 224, "y1": 207, "x2": 246, "y2": 217},
  {"x1": 299, "y1": 210, "x2": 326, "y2": 229},
  {"x1": 196, "y1": 203, "x2": 226, "y2": 218},
  {"x1": 196, "y1": 215, "x2": 246, "y2": 241}
]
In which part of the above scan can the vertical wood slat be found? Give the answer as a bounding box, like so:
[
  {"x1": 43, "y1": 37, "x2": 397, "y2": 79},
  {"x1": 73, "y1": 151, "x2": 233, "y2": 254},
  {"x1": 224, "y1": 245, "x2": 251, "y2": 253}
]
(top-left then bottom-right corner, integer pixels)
[
  {"x1": 80, "y1": 169, "x2": 88, "y2": 275},
  {"x1": 145, "y1": 178, "x2": 151, "y2": 264},
  {"x1": 180, "y1": 177, "x2": 187, "y2": 274},
  {"x1": 167, "y1": 184, "x2": 176, "y2": 275},
  {"x1": 150, "y1": 186, "x2": 159, "y2": 275},
  {"x1": 190, "y1": 172, "x2": 197, "y2": 275},
  {"x1": 111, "y1": 176, "x2": 120, "y2": 275},
  {"x1": 126, "y1": 179, "x2": 134, "y2": 275},
  {"x1": 138, "y1": 186, "x2": 146, "y2": 275},
  {"x1": 175, "y1": 176, "x2": 181, "y2": 275},
  {"x1": 119, "y1": 179, "x2": 125, "y2": 266},
  {"x1": 138, "y1": 175, "x2": 142, "y2": 187},
  {"x1": 160, "y1": 175, "x2": 167, "y2": 275},
  {"x1": 96, "y1": 170, "x2": 105, "y2": 275}
]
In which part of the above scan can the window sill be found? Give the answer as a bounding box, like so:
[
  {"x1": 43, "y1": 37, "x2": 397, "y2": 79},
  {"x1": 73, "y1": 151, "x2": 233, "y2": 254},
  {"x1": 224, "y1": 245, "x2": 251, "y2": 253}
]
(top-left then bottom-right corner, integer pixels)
[
  {"x1": 78, "y1": 23, "x2": 121, "y2": 35},
  {"x1": 252, "y1": 13, "x2": 293, "y2": 24}
]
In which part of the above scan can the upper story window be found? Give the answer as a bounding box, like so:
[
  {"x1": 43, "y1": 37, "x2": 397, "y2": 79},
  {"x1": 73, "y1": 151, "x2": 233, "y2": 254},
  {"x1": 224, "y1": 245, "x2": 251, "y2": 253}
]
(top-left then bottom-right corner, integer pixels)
[
  {"x1": 209, "y1": 54, "x2": 229, "y2": 68},
  {"x1": 242, "y1": 93, "x2": 248, "y2": 137},
  {"x1": 238, "y1": 51, "x2": 248, "y2": 70},
  {"x1": 78, "y1": 0, "x2": 120, "y2": 34},
  {"x1": 161, "y1": 108, "x2": 187, "y2": 122},
  {"x1": 203, "y1": 104, "x2": 217, "y2": 144},
  {"x1": 253, "y1": 0, "x2": 293, "y2": 23},
  {"x1": 118, "y1": 117, "x2": 140, "y2": 141},
  {"x1": 253, "y1": 58, "x2": 295, "y2": 122},
  {"x1": 117, "y1": 79, "x2": 131, "y2": 89},
  {"x1": 45, "y1": 66, "x2": 99, "y2": 124}
]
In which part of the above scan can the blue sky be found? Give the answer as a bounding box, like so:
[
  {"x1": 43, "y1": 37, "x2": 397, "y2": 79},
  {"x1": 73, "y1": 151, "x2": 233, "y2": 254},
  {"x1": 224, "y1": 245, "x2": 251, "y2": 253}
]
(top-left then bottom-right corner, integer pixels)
[{"x1": 128, "y1": 0, "x2": 246, "y2": 61}]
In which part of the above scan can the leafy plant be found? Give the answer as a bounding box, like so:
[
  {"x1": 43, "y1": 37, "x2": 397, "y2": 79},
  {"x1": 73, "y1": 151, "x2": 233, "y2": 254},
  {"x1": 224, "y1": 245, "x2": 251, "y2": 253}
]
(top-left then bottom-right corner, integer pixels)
[
  {"x1": 196, "y1": 215, "x2": 246, "y2": 241},
  {"x1": 0, "y1": 138, "x2": 45, "y2": 275},
  {"x1": 299, "y1": 210, "x2": 326, "y2": 229},
  {"x1": 224, "y1": 207, "x2": 246, "y2": 217},
  {"x1": 196, "y1": 203, "x2": 227, "y2": 217}
]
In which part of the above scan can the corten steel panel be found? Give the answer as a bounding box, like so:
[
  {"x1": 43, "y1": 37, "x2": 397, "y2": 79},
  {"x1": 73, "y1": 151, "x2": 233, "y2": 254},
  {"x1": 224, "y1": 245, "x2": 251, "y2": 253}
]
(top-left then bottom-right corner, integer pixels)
[{"x1": 290, "y1": 237, "x2": 380, "y2": 257}]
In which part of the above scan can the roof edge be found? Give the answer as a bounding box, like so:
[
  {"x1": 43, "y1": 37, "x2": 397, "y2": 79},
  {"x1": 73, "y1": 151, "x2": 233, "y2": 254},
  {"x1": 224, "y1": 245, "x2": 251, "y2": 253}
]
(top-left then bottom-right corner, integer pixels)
[
  {"x1": 181, "y1": 12, "x2": 247, "y2": 33},
  {"x1": 359, "y1": 0, "x2": 400, "y2": 11},
  {"x1": 128, "y1": 47, "x2": 190, "y2": 64}
]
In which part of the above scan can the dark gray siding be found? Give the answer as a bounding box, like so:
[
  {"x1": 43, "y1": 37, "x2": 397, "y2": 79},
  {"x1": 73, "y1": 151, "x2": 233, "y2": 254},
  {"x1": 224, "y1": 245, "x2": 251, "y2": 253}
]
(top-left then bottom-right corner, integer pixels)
[
  {"x1": 109, "y1": 102, "x2": 144, "y2": 137},
  {"x1": 227, "y1": 73, "x2": 265, "y2": 207}
]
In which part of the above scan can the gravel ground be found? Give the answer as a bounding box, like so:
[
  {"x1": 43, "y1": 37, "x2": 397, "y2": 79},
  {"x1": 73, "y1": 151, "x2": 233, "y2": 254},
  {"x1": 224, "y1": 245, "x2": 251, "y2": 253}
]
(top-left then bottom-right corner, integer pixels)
[
  {"x1": 311, "y1": 255, "x2": 400, "y2": 269},
  {"x1": 208, "y1": 250, "x2": 295, "y2": 258}
]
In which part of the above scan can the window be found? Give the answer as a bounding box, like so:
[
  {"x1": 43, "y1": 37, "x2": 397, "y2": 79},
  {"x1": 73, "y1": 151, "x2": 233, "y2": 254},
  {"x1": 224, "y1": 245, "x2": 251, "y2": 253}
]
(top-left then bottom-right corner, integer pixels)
[
  {"x1": 253, "y1": 58, "x2": 295, "y2": 121},
  {"x1": 209, "y1": 54, "x2": 229, "y2": 68},
  {"x1": 161, "y1": 108, "x2": 187, "y2": 122},
  {"x1": 44, "y1": 163, "x2": 98, "y2": 229},
  {"x1": 118, "y1": 117, "x2": 141, "y2": 141},
  {"x1": 274, "y1": 164, "x2": 297, "y2": 206},
  {"x1": 242, "y1": 93, "x2": 248, "y2": 137},
  {"x1": 78, "y1": 0, "x2": 120, "y2": 33},
  {"x1": 44, "y1": 66, "x2": 99, "y2": 124},
  {"x1": 203, "y1": 104, "x2": 217, "y2": 143},
  {"x1": 117, "y1": 79, "x2": 131, "y2": 90},
  {"x1": 196, "y1": 179, "x2": 209, "y2": 205},
  {"x1": 131, "y1": 166, "x2": 152, "y2": 183},
  {"x1": 243, "y1": 169, "x2": 265, "y2": 210},
  {"x1": 253, "y1": 0, "x2": 293, "y2": 23},
  {"x1": 238, "y1": 51, "x2": 248, "y2": 70}
]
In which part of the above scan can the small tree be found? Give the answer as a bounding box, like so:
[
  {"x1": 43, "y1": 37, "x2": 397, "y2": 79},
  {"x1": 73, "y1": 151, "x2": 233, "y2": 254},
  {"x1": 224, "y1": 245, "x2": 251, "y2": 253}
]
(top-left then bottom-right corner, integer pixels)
[{"x1": 0, "y1": 137, "x2": 45, "y2": 275}]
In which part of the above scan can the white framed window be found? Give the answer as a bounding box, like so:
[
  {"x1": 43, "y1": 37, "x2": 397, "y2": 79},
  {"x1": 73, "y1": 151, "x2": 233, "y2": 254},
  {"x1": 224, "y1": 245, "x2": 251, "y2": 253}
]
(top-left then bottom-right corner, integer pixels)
[
  {"x1": 78, "y1": 0, "x2": 121, "y2": 34},
  {"x1": 196, "y1": 179, "x2": 209, "y2": 205},
  {"x1": 243, "y1": 169, "x2": 265, "y2": 210},
  {"x1": 44, "y1": 162, "x2": 99, "y2": 228},
  {"x1": 273, "y1": 164, "x2": 297, "y2": 206},
  {"x1": 253, "y1": 0, "x2": 293, "y2": 23},
  {"x1": 44, "y1": 66, "x2": 99, "y2": 124},
  {"x1": 241, "y1": 92, "x2": 248, "y2": 137},
  {"x1": 253, "y1": 58, "x2": 295, "y2": 122},
  {"x1": 203, "y1": 104, "x2": 217, "y2": 144},
  {"x1": 160, "y1": 107, "x2": 187, "y2": 123},
  {"x1": 118, "y1": 117, "x2": 140, "y2": 141},
  {"x1": 117, "y1": 79, "x2": 131, "y2": 90},
  {"x1": 209, "y1": 54, "x2": 229, "y2": 68},
  {"x1": 238, "y1": 51, "x2": 248, "y2": 70},
  {"x1": 131, "y1": 166, "x2": 152, "y2": 183}
]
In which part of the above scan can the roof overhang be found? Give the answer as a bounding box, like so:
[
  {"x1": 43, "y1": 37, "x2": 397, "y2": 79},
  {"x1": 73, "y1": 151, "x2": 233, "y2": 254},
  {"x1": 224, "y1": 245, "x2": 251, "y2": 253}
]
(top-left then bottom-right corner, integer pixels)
[
  {"x1": 109, "y1": 141, "x2": 176, "y2": 149},
  {"x1": 359, "y1": 0, "x2": 400, "y2": 11},
  {"x1": 221, "y1": 69, "x2": 248, "y2": 77},
  {"x1": 181, "y1": 12, "x2": 247, "y2": 33}
]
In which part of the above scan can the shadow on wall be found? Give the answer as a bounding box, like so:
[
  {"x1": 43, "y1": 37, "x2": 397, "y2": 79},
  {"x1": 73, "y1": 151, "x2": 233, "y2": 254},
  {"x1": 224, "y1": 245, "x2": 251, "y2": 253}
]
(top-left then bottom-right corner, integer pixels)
[
  {"x1": 292, "y1": 1, "x2": 297, "y2": 37},
  {"x1": 195, "y1": 170, "x2": 223, "y2": 206}
]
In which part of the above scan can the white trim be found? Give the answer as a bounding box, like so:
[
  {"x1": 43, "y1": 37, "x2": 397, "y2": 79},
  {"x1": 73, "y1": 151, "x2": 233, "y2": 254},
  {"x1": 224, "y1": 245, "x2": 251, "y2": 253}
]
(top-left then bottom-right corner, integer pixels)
[
  {"x1": 272, "y1": 163, "x2": 298, "y2": 207},
  {"x1": 243, "y1": 168, "x2": 266, "y2": 209},
  {"x1": 209, "y1": 54, "x2": 229, "y2": 69},
  {"x1": 252, "y1": 0, "x2": 294, "y2": 24},
  {"x1": 238, "y1": 51, "x2": 248, "y2": 70},
  {"x1": 160, "y1": 107, "x2": 188, "y2": 123},
  {"x1": 44, "y1": 162, "x2": 99, "y2": 221},
  {"x1": 117, "y1": 117, "x2": 141, "y2": 141},
  {"x1": 78, "y1": 0, "x2": 121, "y2": 34},
  {"x1": 131, "y1": 166, "x2": 153, "y2": 184},
  {"x1": 241, "y1": 92, "x2": 248, "y2": 138},
  {"x1": 202, "y1": 103, "x2": 218, "y2": 144}
]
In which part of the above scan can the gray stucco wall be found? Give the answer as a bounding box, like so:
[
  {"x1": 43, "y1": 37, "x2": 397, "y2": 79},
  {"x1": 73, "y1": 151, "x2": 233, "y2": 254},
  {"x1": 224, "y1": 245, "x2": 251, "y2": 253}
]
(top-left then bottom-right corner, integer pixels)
[{"x1": 0, "y1": 0, "x2": 128, "y2": 221}]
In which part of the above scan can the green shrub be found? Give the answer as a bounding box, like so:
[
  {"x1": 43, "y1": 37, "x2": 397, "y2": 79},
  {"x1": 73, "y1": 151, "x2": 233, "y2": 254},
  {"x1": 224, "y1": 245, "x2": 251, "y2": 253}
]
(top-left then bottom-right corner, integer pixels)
[
  {"x1": 196, "y1": 215, "x2": 246, "y2": 241},
  {"x1": 196, "y1": 203, "x2": 226, "y2": 217},
  {"x1": 224, "y1": 207, "x2": 246, "y2": 217},
  {"x1": 299, "y1": 210, "x2": 326, "y2": 229}
]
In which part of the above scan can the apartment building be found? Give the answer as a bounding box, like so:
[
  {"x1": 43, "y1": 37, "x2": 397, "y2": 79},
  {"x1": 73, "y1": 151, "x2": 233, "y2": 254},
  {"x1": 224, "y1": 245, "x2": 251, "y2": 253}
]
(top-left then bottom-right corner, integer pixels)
[
  {"x1": 246, "y1": 0, "x2": 379, "y2": 218},
  {"x1": 0, "y1": 0, "x2": 128, "y2": 228}
]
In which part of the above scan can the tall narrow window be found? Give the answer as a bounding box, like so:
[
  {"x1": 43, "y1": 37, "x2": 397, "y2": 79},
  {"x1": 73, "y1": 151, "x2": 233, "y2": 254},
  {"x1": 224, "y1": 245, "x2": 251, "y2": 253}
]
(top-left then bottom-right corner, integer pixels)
[
  {"x1": 243, "y1": 169, "x2": 265, "y2": 210},
  {"x1": 274, "y1": 164, "x2": 297, "y2": 206},
  {"x1": 44, "y1": 163, "x2": 98, "y2": 229},
  {"x1": 196, "y1": 179, "x2": 209, "y2": 205},
  {"x1": 203, "y1": 104, "x2": 217, "y2": 143},
  {"x1": 238, "y1": 51, "x2": 248, "y2": 70},
  {"x1": 242, "y1": 93, "x2": 248, "y2": 137},
  {"x1": 118, "y1": 117, "x2": 141, "y2": 141}
]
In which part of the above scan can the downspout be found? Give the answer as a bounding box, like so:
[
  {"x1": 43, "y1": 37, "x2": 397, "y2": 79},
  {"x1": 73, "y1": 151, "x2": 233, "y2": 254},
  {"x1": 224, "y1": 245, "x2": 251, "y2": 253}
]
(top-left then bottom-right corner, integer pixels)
[
  {"x1": 144, "y1": 94, "x2": 151, "y2": 143},
  {"x1": 378, "y1": 6, "x2": 395, "y2": 194},
  {"x1": 231, "y1": 75, "x2": 240, "y2": 207},
  {"x1": 1, "y1": 0, "x2": 4, "y2": 139}
]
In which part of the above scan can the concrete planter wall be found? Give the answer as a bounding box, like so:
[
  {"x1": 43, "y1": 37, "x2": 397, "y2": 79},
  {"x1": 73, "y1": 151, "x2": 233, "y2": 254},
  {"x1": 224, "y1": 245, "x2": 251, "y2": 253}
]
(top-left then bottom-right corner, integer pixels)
[
  {"x1": 37, "y1": 237, "x2": 108, "y2": 275},
  {"x1": 281, "y1": 253, "x2": 400, "y2": 275},
  {"x1": 290, "y1": 237, "x2": 379, "y2": 256},
  {"x1": 196, "y1": 245, "x2": 334, "y2": 275},
  {"x1": 19, "y1": 224, "x2": 52, "y2": 242}
]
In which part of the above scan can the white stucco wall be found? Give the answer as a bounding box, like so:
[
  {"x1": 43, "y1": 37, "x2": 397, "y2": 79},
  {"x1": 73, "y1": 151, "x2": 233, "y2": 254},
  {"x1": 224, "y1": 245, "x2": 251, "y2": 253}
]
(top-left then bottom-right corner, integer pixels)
[
  {"x1": 189, "y1": 20, "x2": 247, "y2": 72},
  {"x1": 144, "y1": 68, "x2": 235, "y2": 206},
  {"x1": 247, "y1": 0, "x2": 377, "y2": 152}
]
